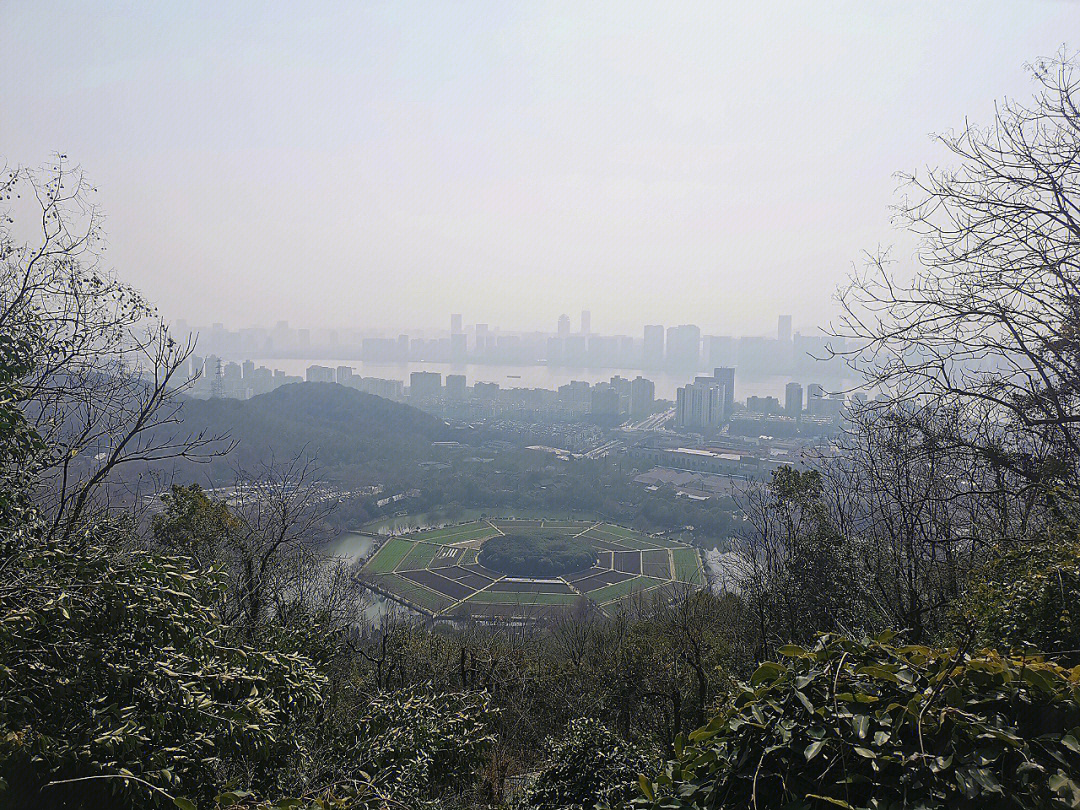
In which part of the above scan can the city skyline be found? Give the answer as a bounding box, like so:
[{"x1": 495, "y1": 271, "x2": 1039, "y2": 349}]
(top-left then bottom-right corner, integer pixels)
[
  {"x1": 171, "y1": 311, "x2": 845, "y2": 381},
  {"x1": 173, "y1": 310, "x2": 820, "y2": 341}
]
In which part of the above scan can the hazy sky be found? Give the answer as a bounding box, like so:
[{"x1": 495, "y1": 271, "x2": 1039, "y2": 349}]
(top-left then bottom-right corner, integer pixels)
[{"x1": 2, "y1": 2, "x2": 1078, "y2": 336}]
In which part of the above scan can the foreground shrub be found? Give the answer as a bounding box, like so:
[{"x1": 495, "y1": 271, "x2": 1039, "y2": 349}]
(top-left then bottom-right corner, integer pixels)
[
  {"x1": 349, "y1": 685, "x2": 497, "y2": 806},
  {"x1": 520, "y1": 717, "x2": 653, "y2": 810},
  {"x1": 958, "y1": 527, "x2": 1080, "y2": 664},
  {"x1": 0, "y1": 538, "x2": 325, "y2": 808},
  {"x1": 638, "y1": 633, "x2": 1080, "y2": 809}
]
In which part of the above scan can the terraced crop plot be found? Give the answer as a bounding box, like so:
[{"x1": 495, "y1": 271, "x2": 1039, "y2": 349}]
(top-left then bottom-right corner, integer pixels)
[
  {"x1": 488, "y1": 579, "x2": 575, "y2": 594},
  {"x1": 359, "y1": 520, "x2": 706, "y2": 621}
]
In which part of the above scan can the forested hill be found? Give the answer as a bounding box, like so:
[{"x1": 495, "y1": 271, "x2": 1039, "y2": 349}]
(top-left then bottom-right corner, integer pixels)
[{"x1": 174, "y1": 382, "x2": 453, "y2": 482}]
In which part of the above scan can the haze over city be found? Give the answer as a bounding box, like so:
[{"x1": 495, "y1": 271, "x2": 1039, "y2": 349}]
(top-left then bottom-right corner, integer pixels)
[
  {"x1": 7, "y1": 3, "x2": 1080, "y2": 808},
  {"x1": 3, "y1": 1, "x2": 1075, "y2": 334}
]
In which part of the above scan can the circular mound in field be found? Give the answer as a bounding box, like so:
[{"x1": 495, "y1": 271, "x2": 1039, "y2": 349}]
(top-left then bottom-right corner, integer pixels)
[{"x1": 478, "y1": 533, "x2": 596, "y2": 578}]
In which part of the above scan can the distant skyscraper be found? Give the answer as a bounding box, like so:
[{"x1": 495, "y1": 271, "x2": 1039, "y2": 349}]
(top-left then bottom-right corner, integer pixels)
[
  {"x1": 410, "y1": 371, "x2": 442, "y2": 400},
  {"x1": 445, "y1": 374, "x2": 467, "y2": 399},
  {"x1": 807, "y1": 382, "x2": 825, "y2": 415},
  {"x1": 450, "y1": 313, "x2": 462, "y2": 334},
  {"x1": 630, "y1": 376, "x2": 655, "y2": 417},
  {"x1": 643, "y1": 325, "x2": 664, "y2": 367},
  {"x1": 713, "y1": 367, "x2": 735, "y2": 417},
  {"x1": 785, "y1": 382, "x2": 803, "y2": 416},
  {"x1": 581, "y1": 310, "x2": 591, "y2": 335},
  {"x1": 558, "y1": 314, "x2": 571, "y2": 339},
  {"x1": 778, "y1": 315, "x2": 792, "y2": 344},
  {"x1": 666, "y1": 325, "x2": 701, "y2": 370},
  {"x1": 706, "y1": 335, "x2": 736, "y2": 367}
]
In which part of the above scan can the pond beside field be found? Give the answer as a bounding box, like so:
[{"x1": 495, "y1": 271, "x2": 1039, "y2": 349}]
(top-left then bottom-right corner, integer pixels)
[{"x1": 325, "y1": 531, "x2": 376, "y2": 560}]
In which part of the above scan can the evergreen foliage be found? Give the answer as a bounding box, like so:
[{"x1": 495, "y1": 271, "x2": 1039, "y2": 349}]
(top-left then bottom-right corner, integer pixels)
[
  {"x1": 638, "y1": 633, "x2": 1080, "y2": 809},
  {"x1": 958, "y1": 523, "x2": 1080, "y2": 665},
  {"x1": 520, "y1": 718, "x2": 652, "y2": 810},
  {"x1": 0, "y1": 535, "x2": 326, "y2": 808}
]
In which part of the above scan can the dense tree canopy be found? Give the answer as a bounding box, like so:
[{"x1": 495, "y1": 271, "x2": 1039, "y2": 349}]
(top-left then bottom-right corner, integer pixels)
[{"x1": 478, "y1": 534, "x2": 597, "y2": 578}]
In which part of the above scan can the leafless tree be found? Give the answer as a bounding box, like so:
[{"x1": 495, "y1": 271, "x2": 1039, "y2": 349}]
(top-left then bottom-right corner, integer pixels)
[
  {"x1": 834, "y1": 53, "x2": 1080, "y2": 497},
  {"x1": 0, "y1": 157, "x2": 221, "y2": 541},
  {"x1": 219, "y1": 456, "x2": 338, "y2": 634},
  {"x1": 820, "y1": 402, "x2": 1042, "y2": 640},
  {"x1": 731, "y1": 467, "x2": 866, "y2": 657}
]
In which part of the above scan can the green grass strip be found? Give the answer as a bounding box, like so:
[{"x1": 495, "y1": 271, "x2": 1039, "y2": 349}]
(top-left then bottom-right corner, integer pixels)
[
  {"x1": 362, "y1": 537, "x2": 414, "y2": 573},
  {"x1": 398, "y1": 542, "x2": 440, "y2": 570},
  {"x1": 672, "y1": 547, "x2": 704, "y2": 584},
  {"x1": 589, "y1": 575, "x2": 667, "y2": 603}
]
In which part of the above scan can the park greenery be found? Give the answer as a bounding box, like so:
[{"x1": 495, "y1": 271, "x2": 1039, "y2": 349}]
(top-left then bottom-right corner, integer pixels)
[
  {"x1": 3, "y1": 55, "x2": 1080, "y2": 810},
  {"x1": 477, "y1": 534, "x2": 597, "y2": 577}
]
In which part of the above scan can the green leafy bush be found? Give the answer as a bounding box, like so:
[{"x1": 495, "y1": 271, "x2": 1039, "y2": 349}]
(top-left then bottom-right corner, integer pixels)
[
  {"x1": 637, "y1": 633, "x2": 1080, "y2": 809},
  {"x1": 348, "y1": 685, "x2": 497, "y2": 807},
  {"x1": 0, "y1": 538, "x2": 325, "y2": 808},
  {"x1": 520, "y1": 717, "x2": 653, "y2": 810},
  {"x1": 958, "y1": 528, "x2": 1080, "y2": 663}
]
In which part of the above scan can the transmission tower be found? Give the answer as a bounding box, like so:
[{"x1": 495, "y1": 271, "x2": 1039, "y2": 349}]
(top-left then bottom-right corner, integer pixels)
[{"x1": 210, "y1": 358, "x2": 224, "y2": 399}]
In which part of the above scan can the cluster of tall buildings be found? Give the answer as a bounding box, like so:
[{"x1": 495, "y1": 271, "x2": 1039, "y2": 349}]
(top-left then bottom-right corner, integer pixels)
[
  {"x1": 674, "y1": 368, "x2": 735, "y2": 430},
  {"x1": 185, "y1": 356, "x2": 409, "y2": 401},
  {"x1": 304, "y1": 365, "x2": 405, "y2": 399},
  {"x1": 670, "y1": 367, "x2": 873, "y2": 435},
  {"x1": 184, "y1": 354, "x2": 303, "y2": 399},
  {"x1": 405, "y1": 369, "x2": 657, "y2": 420},
  {"x1": 176, "y1": 313, "x2": 845, "y2": 377}
]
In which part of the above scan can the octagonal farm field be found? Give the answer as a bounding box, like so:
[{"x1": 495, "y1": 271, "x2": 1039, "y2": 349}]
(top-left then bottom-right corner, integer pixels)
[{"x1": 359, "y1": 519, "x2": 706, "y2": 621}]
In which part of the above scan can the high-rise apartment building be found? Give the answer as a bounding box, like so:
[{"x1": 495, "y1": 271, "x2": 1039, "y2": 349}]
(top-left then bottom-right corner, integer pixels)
[
  {"x1": 306, "y1": 365, "x2": 335, "y2": 383},
  {"x1": 666, "y1": 325, "x2": 701, "y2": 370},
  {"x1": 785, "y1": 381, "x2": 803, "y2": 416},
  {"x1": 590, "y1": 386, "x2": 619, "y2": 418},
  {"x1": 450, "y1": 313, "x2": 462, "y2": 334},
  {"x1": 409, "y1": 371, "x2": 442, "y2": 400},
  {"x1": 558, "y1": 314, "x2": 571, "y2": 338},
  {"x1": 630, "y1": 376, "x2": 655, "y2": 417},
  {"x1": 581, "y1": 310, "x2": 591, "y2": 335},
  {"x1": 778, "y1": 314, "x2": 792, "y2": 344},
  {"x1": 445, "y1": 374, "x2": 467, "y2": 400},
  {"x1": 675, "y1": 377, "x2": 724, "y2": 430},
  {"x1": 713, "y1": 367, "x2": 735, "y2": 417}
]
